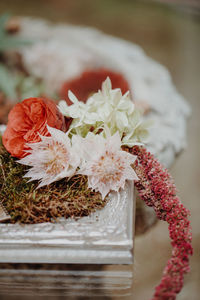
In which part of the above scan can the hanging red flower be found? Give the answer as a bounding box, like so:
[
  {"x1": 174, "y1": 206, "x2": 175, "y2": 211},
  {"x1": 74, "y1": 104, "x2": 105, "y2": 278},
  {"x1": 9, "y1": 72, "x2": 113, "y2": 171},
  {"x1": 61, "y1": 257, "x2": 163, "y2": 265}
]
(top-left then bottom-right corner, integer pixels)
[{"x1": 131, "y1": 146, "x2": 193, "y2": 300}]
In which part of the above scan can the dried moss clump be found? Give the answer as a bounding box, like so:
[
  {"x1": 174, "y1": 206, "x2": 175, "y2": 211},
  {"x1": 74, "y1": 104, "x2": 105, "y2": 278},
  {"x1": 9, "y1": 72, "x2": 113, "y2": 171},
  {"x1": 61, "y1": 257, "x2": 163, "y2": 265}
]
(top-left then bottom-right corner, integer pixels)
[{"x1": 0, "y1": 139, "x2": 107, "y2": 224}]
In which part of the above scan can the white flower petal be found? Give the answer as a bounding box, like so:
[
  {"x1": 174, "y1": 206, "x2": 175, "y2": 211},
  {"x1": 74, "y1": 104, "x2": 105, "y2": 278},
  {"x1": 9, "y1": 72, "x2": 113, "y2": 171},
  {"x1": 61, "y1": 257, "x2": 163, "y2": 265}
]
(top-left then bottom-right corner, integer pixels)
[
  {"x1": 68, "y1": 90, "x2": 80, "y2": 104},
  {"x1": 102, "y1": 77, "x2": 112, "y2": 96},
  {"x1": 59, "y1": 77, "x2": 149, "y2": 146},
  {"x1": 78, "y1": 129, "x2": 138, "y2": 199},
  {"x1": 18, "y1": 126, "x2": 79, "y2": 188},
  {"x1": 116, "y1": 111, "x2": 128, "y2": 131}
]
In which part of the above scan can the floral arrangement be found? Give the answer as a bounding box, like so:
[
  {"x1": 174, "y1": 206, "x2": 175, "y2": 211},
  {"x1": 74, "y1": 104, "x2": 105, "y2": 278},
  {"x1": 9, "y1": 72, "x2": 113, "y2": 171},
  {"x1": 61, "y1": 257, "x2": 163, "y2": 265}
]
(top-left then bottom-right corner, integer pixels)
[{"x1": 0, "y1": 77, "x2": 192, "y2": 299}]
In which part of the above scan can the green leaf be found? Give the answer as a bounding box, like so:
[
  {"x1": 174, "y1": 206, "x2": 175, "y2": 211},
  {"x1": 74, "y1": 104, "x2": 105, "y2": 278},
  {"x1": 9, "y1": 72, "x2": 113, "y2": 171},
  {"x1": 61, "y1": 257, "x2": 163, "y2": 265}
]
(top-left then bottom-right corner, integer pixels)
[
  {"x1": 0, "y1": 63, "x2": 18, "y2": 100},
  {"x1": 0, "y1": 13, "x2": 32, "y2": 53},
  {"x1": 0, "y1": 63, "x2": 46, "y2": 102},
  {"x1": 19, "y1": 77, "x2": 45, "y2": 99},
  {"x1": 0, "y1": 36, "x2": 32, "y2": 51},
  {"x1": 0, "y1": 13, "x2": 10, "y2": 35}
]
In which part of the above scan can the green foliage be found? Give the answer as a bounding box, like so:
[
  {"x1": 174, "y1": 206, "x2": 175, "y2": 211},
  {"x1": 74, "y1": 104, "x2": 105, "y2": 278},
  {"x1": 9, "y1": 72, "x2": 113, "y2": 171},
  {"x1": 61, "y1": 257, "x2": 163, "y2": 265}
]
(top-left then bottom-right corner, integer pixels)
[
  {"x1": 0, "y1": 14, "x2": 31, "y2": 52},
  {"x1": 0, "y1": 63, "x2": 18, "y2": 99},
  {"x1": 18, "y1": 75, "x2": 45, "y2": 100},
  {"x1": 0, "y1": 14, "x2": 45, "y2": 101},
  {"x1": 0, "y1": 63, "x2": 45, "y2": 101}
]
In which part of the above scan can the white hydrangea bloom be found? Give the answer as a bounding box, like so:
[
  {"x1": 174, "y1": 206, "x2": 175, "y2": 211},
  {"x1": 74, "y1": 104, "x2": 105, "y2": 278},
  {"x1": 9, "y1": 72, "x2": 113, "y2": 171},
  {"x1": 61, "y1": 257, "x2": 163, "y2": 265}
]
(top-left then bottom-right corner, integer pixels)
[
  {"x1": 59, "y1": 91, "x2": 99, "y2": 127},
  {"x1": 58, "y1": 77, "x2": 149, "y2": 145},
  {"x1": 18, "y1": 126, "x2": 80, "y2": 188},
  {"x1": 77, "y1": 130, "x2": 138, "y2": 199},
  {"x1": 121, "y1": 109, "x2": 150, "y2": 147},
  {"x1": 87, "y1": 77, "x2": 135, "y2": 133}
]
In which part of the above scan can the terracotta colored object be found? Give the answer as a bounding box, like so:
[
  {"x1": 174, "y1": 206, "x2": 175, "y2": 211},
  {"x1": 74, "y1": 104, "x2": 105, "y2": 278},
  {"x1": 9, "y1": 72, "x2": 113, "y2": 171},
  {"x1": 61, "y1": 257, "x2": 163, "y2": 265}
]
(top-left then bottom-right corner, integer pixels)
[{"x1": 60, "y1": 68, "x2": 131, "y2": 105}]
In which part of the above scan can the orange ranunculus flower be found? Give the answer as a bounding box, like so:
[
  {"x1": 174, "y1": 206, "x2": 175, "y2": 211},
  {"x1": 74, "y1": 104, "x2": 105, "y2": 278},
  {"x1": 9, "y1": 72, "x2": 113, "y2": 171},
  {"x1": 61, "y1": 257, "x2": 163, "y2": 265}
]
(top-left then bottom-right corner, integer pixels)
[{"x1": 3, "y1": 97, "x2": 66, "y2": 158}]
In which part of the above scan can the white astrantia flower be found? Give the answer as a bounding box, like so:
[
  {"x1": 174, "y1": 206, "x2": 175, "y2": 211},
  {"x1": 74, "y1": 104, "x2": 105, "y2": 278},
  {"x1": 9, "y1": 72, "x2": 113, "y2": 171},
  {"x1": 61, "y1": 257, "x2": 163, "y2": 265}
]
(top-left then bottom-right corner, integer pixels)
[
  {"x1": 77, "y1": 129, "x2": 138, "y2": 199},
  {"x1": 58, "y1": 77, "x2": 149, "y2": 146},
  {"x1": 18, "y1": 126, "x2": 80, "y2": 188}
]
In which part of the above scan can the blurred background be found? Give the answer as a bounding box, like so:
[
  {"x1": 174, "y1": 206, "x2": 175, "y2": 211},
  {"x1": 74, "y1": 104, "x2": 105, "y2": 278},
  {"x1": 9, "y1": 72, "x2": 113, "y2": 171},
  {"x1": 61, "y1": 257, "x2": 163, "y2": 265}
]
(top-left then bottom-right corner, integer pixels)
[{"x1": 0, "y1": 0, "x2": 199, "y2": 299}]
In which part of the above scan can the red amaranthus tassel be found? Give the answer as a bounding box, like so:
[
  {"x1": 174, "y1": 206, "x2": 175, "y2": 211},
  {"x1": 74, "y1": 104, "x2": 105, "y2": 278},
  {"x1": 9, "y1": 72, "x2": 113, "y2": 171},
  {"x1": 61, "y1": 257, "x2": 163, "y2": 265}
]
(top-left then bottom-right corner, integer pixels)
[{"x1": 131, "y1": 146, "x2": 193, "y2": 300}]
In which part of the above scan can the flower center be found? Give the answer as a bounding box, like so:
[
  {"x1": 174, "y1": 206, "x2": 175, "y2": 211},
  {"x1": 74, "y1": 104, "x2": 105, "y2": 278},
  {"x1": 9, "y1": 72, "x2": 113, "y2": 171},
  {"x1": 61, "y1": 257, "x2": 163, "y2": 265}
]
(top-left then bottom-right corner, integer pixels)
[
  {"x1": 92, "y1": 151, "x2": 124, "y2": 184},
  {"x1": 44, "y1": 141, "x2": 69, "y2": 176}
]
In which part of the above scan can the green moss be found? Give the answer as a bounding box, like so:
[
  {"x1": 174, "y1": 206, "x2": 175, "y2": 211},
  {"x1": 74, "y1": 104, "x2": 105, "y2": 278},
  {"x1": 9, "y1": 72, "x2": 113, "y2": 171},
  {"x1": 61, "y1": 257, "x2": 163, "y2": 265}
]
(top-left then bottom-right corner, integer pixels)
[{"x1": 0, "y1": 139, "x2": 107, "y2": 224}]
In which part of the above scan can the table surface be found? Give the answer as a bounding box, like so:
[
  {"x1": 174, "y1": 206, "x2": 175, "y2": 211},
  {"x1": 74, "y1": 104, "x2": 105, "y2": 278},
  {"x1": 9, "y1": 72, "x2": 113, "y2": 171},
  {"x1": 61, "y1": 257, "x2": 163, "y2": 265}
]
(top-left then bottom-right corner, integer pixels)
[{"x1": 0, "y1": 1, "x2": 199, "y2": 300}]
